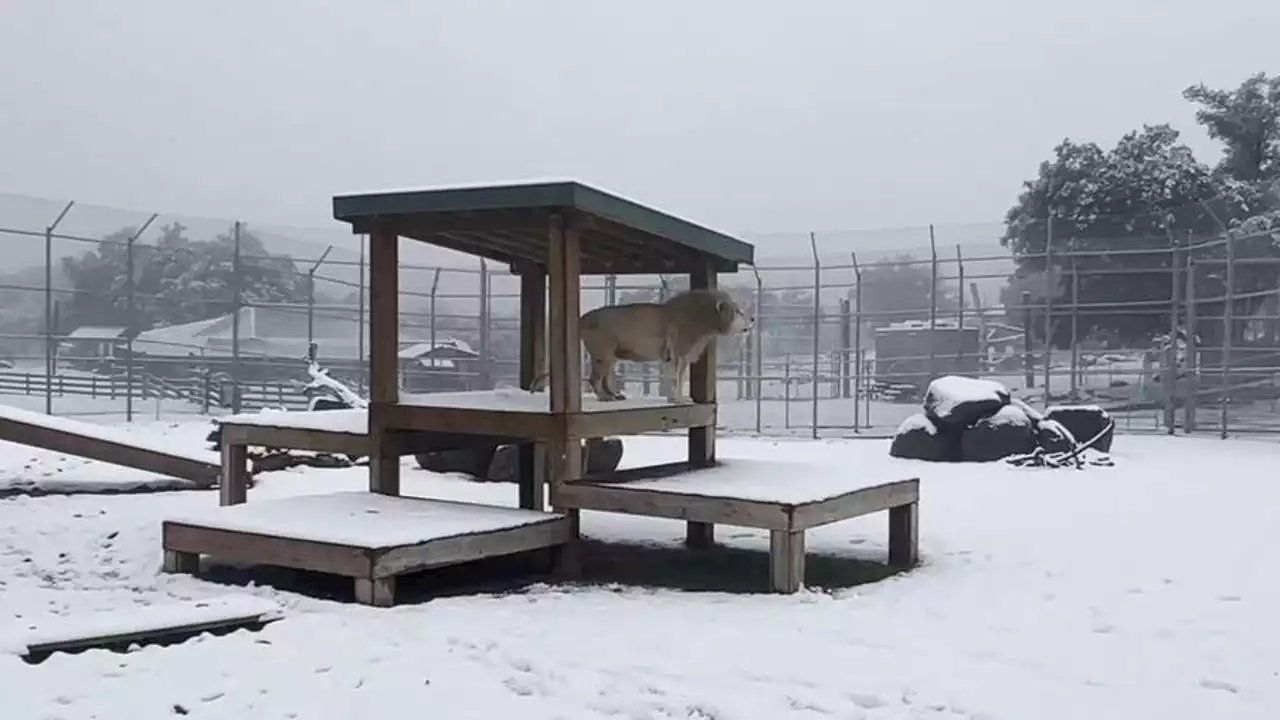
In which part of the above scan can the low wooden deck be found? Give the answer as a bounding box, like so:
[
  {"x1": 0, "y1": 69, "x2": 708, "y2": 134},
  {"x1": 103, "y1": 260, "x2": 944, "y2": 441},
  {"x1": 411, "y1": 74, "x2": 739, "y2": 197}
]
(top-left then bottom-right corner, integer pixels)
[
  {"x1": 162, "y1": 491, "x2": 572, "y2": 606},
  {"x1": 552, "y1": 459, "x2": 920, "y2": 593}
]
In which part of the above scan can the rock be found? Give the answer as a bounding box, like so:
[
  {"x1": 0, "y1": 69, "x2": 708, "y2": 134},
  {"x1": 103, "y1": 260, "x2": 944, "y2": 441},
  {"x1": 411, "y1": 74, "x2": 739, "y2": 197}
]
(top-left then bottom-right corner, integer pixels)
[
  {"x1": 959, "y1": 404, "x2": 1037, "y2": 462},
  {"x1": 1044, "y1": 405, "x2": 1114, "y2": 452},
  {"x1": 1036, "y1": 419, "x2": 1078, "y2": 455},
  {"x1": 889, "y1": 413, "x2": 958, "y2": 461},
  {"x1": 415, "y1": 446, "x2": 494, "y2": 478},
  {"x1": 484, "y1": 437, "x2": 625, "y2": 483},
  {"x1": 923, "y1": 375, "x2": 1011, "y2": 428}
]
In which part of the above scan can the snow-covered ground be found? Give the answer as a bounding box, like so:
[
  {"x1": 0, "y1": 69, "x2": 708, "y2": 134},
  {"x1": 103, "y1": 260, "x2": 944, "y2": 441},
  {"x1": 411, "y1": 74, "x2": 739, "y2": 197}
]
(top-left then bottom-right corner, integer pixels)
[{"x1": 2, "y1": 415, "x2": 1279, "y2": 719}]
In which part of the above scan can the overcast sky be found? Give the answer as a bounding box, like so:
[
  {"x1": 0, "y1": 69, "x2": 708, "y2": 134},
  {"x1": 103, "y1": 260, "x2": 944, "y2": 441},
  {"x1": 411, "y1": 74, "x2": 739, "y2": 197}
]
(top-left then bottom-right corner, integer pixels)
[{"x1": 1, "y1": 0, "x2": 1277, "y2": 247}]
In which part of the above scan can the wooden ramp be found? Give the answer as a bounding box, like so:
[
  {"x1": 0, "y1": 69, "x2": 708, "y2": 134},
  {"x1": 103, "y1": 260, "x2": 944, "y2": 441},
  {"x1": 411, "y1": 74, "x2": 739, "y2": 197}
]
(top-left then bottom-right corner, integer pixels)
[
  {"x1": 10, "y1": 595, "x2": 281, "y2": 664},
  {"x1": 0, "y1": 404, "x2": 220, "y2": 488}
]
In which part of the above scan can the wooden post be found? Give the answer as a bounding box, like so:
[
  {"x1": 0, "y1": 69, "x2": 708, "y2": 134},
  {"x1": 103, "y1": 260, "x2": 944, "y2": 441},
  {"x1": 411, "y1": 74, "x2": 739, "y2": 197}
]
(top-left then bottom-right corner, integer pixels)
[
  {"x1": 368, "y1": 223, "x2": 401, "y2": 496},
  {"x1": 518, "y1": 267, "x2": 547, "y2": 511},
  {"x1": 888, "y1": 502, "x2": 919, "y2": 567},
  {"x1": 546, "y1": 213, "x2": 583, "y2": 576},
  {"x1": 769, "y1": 530, "x2": 804, "y2": 593},
  {"x1": 219, "y1": 441, "x2": 248, "y2": 506},
  {"x1": 685, "y1": 259, "x2": 717, "y2": 549}
]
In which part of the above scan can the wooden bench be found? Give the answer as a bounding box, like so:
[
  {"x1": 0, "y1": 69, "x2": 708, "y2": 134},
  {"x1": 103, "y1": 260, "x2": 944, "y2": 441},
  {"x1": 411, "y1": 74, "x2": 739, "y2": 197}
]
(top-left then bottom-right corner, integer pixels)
[{"x1": 552, "y1": 459, "x2": 920, "y2": 593}]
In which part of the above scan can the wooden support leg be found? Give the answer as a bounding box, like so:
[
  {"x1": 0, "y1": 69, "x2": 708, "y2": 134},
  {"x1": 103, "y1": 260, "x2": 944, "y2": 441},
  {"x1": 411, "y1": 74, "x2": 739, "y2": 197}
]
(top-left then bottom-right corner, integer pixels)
[
  {"x1": 888, "y1": 502, "x2": 920, "y2": 568},
  {"x1": 686, "y1": 522, "x2": 715, "y2": 548},
  {"x1": 552, "y1": 506, "x2": 582, "y2": 580},
  {"x1": 354, "y1": 577, "x2": 395, "y2": 607},
  {"x1": 219, "y1": 442, "x2": 248, "y2": 506},
  {"x1": 516, "y1": 442, "x2": 545, "y2": 511},
  {"x1": 162, "y1": 550, "x2": 200, "y2": 574},
  {"x1": 769, "y1": 530, "x2": 805, "y2": 593}
]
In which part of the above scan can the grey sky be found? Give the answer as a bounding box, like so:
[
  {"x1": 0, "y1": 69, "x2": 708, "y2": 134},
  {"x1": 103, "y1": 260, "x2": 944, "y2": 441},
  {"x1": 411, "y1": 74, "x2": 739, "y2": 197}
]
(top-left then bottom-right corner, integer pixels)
[{"x1": 2, "y1": 0, "x2": 1277, "y2": 252}]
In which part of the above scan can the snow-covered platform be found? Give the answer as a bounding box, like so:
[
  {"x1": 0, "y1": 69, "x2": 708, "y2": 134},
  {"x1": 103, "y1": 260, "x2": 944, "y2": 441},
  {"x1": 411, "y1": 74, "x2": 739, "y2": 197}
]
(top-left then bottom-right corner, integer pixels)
[
  {"x1": 161, "y1": 491, "x2": 572, "y2": 606},
  {"x1": 554, "y1": 458, "x2": 920, "y2": 592}
]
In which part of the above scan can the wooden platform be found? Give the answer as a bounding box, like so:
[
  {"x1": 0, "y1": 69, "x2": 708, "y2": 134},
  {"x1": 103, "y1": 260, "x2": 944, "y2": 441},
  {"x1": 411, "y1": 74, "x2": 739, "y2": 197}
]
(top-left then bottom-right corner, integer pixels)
[
  {"x1": 552, "y1": 459, "x2": 921, "y2": 593},
  {"x1": 0, "y1": 403, "x2": 220, "y2": 488},
  {"x1": 161, "y1": 491, "x2": 573, "y2": 606}
]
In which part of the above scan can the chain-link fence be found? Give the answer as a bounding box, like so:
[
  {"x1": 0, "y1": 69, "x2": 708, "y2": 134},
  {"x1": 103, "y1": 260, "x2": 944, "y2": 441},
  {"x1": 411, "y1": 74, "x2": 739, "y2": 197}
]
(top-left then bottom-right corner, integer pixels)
[{"x1": 2, "y1": 191, "x2": 1278, "y2": 438}]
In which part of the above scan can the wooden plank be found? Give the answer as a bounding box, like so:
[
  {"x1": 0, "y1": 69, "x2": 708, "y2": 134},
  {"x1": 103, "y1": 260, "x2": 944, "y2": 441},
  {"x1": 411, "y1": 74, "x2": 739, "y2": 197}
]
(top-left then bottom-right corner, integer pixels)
[
  {"x1": 162, "y1": 522, "x2": 375, "y2": 578},
  {"x1": 551, "y1": 482, "x2": 793, "y2": 530},
  {"x1": 888, "y1": 501, "x2": 920, "y2": 568},
  {"x1": 564, "y1": 403, "x2": 714, "y2": 438},
  {"x1": 368, "y1": 222, "x2": 401, "y2": 496},
  {"x1": 769, "y1": 530, "x2": 805, "y2": 593},
  {"x1": 372, "y1": 516, "x2": 571, "y2": 577},
  {"x1": 219, "y1": 442, "x2": 248, "y2": 506},
  {"x1": 19, "y1": 601, "x2": 281, "y2": 664},
  {"x1": 519, "y1": 268, "x2": 548, "y2": 511},
  {"x1": 221, "y1": 423, "x2": 370, "y2": 456},
  {"x1": 790, "y1": 479, "x2": 921, "y2": 531},
  {"x1": 377, "y1": 403, "x2": 561, "y2": 439},
  {"x1": 0, "y1": 414, "x2": 219, "y2": 487}
]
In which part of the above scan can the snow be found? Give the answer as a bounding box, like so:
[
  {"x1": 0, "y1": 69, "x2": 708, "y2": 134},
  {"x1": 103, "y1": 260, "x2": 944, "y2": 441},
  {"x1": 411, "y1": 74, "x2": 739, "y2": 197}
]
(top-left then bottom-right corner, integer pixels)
[
  {"x1": 594, "y1": 457, "x2": 915, "y2": 505},
  {"x1": 925, "y1": 375, "x2": 1010, "y2": 421},
  {"x1": 0, "y1": 402, "x2": 218, "y2": 465},
  {"x1": 895, "y1": 413, "x2": 937, "y2": 435},
  {"x1": 1010, "y1": 396, "x2": 1045, "y2": 423},
  {"x1": 1048, "y1": 404, "x2": 1112, "y2": 417},
  {"x1": 335, "y1": 177, "x2": 579, "y2": 198},
  {"x1": 400, "y1": 388, "x2": 686, "y2": 413},
  {"x1": 218, "y1": 408, "x2": 369, "y2": 435},
  {"x1": 165, "y1": 491, "x2": 562, "y2": 548},
  {"x1": 986, "y1": 403, "x2": 1033, "y2": 427},
  {"x1": 3, "y1": 423, "x2": 1280, "y2": 718},
  {"x1": 4, "y1": 595, "x2": 280, "y2": 656}
]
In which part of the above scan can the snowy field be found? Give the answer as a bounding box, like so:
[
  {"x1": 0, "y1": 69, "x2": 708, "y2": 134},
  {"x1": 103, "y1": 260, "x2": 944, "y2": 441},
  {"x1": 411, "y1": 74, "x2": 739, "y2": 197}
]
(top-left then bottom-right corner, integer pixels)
[{"x1": 2, "y1": 413, "x2": 1279, "y2": 718}]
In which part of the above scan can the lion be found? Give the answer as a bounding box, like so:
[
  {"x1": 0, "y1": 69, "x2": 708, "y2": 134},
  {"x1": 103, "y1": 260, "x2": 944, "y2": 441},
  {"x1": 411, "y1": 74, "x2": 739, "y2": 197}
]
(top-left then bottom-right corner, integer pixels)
[{"x1": 531, "y1": 288, "x2": 753, "y2": 403}]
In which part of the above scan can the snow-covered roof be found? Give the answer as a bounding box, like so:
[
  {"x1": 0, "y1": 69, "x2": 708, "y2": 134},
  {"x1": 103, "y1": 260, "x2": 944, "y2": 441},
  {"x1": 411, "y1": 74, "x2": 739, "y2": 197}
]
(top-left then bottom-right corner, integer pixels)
[
  {"x1": 65, "y1": 326, "x2": 128, "y2": 340},
  {"x1": 397, "y1": 338, "x2": 478, "y2": 359}
]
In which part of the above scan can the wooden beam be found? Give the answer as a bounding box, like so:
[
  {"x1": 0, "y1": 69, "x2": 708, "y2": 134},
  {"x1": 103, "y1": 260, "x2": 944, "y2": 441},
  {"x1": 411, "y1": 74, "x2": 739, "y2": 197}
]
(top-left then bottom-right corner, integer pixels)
[
  {"x1": 769, "y1": 530, "x2": 805, "y2": 593},
  {"x1": 685, "y1": 258, "x2": 718, "y2": 548},
  {"x1": 519, "y1": 268, "x2": 548, "y2": 511},
  {"x1": 546, "y1": 212, "x2": 584, "y2": 574},
  {"x1": 368, "y1": 223, "x2": 401, "y2": 496},
  {"x1": 219, "y1": 442, "x2": 248, "y2": 506},
  {"x1": 888, "y1": 501, "x2": 920, "y2": 568}
]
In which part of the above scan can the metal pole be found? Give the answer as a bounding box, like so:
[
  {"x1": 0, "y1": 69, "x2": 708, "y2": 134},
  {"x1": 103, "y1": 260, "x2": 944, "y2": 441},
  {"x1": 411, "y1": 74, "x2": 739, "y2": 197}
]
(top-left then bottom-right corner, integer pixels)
[
  {"x1": 230, "y1": 221, "x2": 243, "y2": 414},
  {"x1": 43, "y1": 200, "x2": 74, "y2": 415},
  {"x1": 850, "y1": 252, "x2": 864, "y2": 432},
  {"x1": 1022, "y1": 290, "x2": 1034, "y2": 388},
  {"x1": 429, "y1": 268, "x2": 442, "y2": 351},
  {"x1": 306, "y1": 245, "x2": 334, "y2": 352},
  {"x1": 1069, "y1": 248, "x2": 1080, "y2": 402},
  {"x1": 752, "y1": 265, "x2": 764, "y2": 434},
  {"x1": 478, "y1": 260, "x2": 491, "y2": 389},
  {"x1": 1042, "y1": 232, "x2": 1054, "y2": 407},
  {"x1": 955, "y1": 244, "x2": 965, "y2": 366},
  {"x1": 927, "y1": 225, "x2": 938, "y2": 385},
  {"x1": 1165, "y1": 227, "x2": 1181, "y2": 434},
  {"x1": 124, "y1": 213, "x2": 158, "y2": 423},
  {"x1": 1222, "y1": 232, "x2": 1234, "y2": 438},
  {"x1": 357, "y1": 234, "x2": 367, "y2": 392},
  {"x1": 1185, "y1": 255, "x2": 1198, "y2": 433},
  {"x1": 809, "y1": 232, "x2": 820, "y2": 439}
]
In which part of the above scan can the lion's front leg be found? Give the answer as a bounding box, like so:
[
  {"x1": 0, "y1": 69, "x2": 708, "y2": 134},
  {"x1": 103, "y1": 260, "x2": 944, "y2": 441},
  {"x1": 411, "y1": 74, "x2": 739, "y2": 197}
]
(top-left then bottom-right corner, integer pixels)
[{"x1": 669, "y1": 357, "x2": 693, "y2": 404}]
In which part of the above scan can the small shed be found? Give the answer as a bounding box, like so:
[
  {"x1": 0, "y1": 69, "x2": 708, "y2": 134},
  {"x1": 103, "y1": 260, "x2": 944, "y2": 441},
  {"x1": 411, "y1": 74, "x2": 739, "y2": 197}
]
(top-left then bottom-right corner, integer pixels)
[
  {"x1": 60, "y1": 326, "x2": 129, "y2": 369},
  {"x1": 873, "y1": 320, "x2": 981, "y2": 386},
  {"x1": 397, "y1": 338, "x2": 482, "y2": 392}
]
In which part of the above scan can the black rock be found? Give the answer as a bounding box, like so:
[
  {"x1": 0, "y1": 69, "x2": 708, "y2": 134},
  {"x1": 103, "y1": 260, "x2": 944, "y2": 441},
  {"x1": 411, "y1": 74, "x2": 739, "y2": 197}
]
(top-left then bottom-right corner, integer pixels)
[
  {"x1": 483, "y1": 437, "x2": 626, "y2": 483},
  {"x1": 414, "y1": 447, "x2": 494, "y2": 477},
  {"x1": 923, "y1": 375, "x2": 1011, "y2": 428},
  {"x1": 889, "y1": 413, "x2": 959, "y2": 462},
  {"x1": 1044, "y1": 405, "x2": 1114, "y2": 452},
  {"x1": 959, "y1": 405, "x2": 1037, "y2": 462}
]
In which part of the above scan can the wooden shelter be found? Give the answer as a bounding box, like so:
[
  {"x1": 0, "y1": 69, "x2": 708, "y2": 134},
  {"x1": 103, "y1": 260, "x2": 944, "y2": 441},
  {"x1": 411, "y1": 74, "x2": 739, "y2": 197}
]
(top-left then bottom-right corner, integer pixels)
[{"x1": 160, "y1": 181, "x2": 920, "y2": 604}]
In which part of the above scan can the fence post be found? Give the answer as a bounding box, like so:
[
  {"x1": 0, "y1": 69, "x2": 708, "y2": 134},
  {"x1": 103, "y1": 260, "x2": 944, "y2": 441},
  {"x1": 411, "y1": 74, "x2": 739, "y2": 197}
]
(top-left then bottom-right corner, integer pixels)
[
  {"x1": 123, "y1": 213, "x2": 157, "y2": 423},
  {"x1": 851, "y1": 252, "x2": 863, "y2": 432},
  {"x1": 927, "y1": 225, "x2": 938, "y2": 386},
  {"x1": 751, "y1": 265, "x2": 764, "y2": 434},
  {"x1": 1164, "y1": 227, "x2": 1181, "y2": 434},
  {"x1": 1221, "y1": 232, "x2": 1235, "y2": 438},
  {"x1": 479, "y1": 259, "x2": 491, "y2": 389},
  {"x1": 1185, "y1": 256, "x2": 1198, "y2": 433},
  {"x1": 838, "y1": 297, "x2": 851, "y2": 398},
  {"x1": 306, "y1": 246, "x2": 334, "y2": 352},
  {"x1": 1042, "y1": 237, "x2": 1054, "y2": 407},
  {"x1": 429, "y1": 268, "x2": 442, "y2": 352},
  {"x1": 357, "y1": 234, "x2": 367, "y2": 393},
  {"x1": 43, "y1": 200, "x2": 74, "y2": 416},
  {"x1": 955, "y1": 244, "x2": 965, "y2": 367},
  {"x1": 809, "y1": 232, "x2": 821, "y2": 439},
  {"x1": 1069, "y1": 247, "x2": 1080, "y2": 401},
  {"x1": 230, "y1": 220, "x2": 243, "y2": 414},
  {"x1": 1022, "y1": 290, "x2": 1034, "y2": 388}
]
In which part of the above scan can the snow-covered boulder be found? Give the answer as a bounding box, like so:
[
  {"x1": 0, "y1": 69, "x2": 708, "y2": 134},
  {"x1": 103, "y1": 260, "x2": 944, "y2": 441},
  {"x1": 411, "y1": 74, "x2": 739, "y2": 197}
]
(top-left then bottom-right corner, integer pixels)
[
  {"x1": 923, "y1": 375, "x2": 1011, "y2": 428},
  {"x1": 1044, "y1": 405, "x2": 1114, "y2": 452},
  {"x1": 959, "y1": 404, "x2": 1037, "y2": 462},
  {"x1": 889, "y1": 413, "x2": 958, "y2": 462}
]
